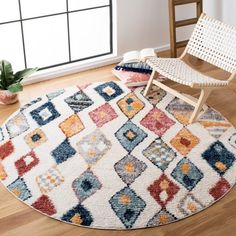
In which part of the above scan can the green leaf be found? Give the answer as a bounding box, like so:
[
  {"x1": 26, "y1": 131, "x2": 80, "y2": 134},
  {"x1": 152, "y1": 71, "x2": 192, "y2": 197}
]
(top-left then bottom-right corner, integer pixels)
[
  {"x1": 7, "y1": 82, "x2": 23, "y2": 93},
  {"x1": 0, "y1": 60, "x2": 14, "y2": 88},
  {"x1": 14, "y1": 67, "x2": 38, "y2": 82}
]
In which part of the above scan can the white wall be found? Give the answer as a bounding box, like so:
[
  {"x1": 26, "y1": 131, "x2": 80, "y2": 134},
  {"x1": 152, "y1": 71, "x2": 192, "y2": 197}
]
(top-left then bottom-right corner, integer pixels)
[
  {"x1": 116, "y1": 0, "x2": 223, "y2": 56},
  {"x1": 222, "y1": 0, "x2": 236, "y2": 25}
]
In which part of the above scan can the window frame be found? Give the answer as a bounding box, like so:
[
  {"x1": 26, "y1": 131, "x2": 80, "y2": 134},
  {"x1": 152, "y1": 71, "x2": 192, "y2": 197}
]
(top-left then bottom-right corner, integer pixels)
[{"x1": 0, "y1": 0, "x2": 113, "y2": 71}]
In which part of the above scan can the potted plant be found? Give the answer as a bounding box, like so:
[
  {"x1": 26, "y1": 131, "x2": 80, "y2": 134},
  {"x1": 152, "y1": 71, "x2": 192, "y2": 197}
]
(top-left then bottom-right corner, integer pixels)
[{"x1": 0, "y1": 60, "x2": 38, "y2": 105}]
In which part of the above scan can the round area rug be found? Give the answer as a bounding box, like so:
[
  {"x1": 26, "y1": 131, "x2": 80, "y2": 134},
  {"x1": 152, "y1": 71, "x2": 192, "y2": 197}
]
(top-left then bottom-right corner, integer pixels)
[{"x1": 0, "y1": 81, "x2": 236, "y2": 230}]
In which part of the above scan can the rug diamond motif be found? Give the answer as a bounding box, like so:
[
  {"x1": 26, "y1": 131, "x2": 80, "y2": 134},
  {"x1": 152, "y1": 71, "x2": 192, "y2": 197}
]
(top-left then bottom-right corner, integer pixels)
[
  {"x1": 148, "y1": 174, "x2": 180, "y2": 208},
  {"x1": 114, "y1": 154, "x2": 147, "y2": 185},
  {"x1": 15, "y1": 151, "x2": 39, "y2": 176},
  {"x1": 51, "y1": 139, "x2": 76, "y2": 164},
  {"x1": 94, "y1": 81, "x2": 124, "y2": 102},
  {"x1": 209, "y1": 178, "x2": 231, "y2": 200},
  {"x1": 143, "y1": 138, "x2": 176, "y2": 171},
  {"x1": 59, "y1": 114, "x2": 84, "y2": 138},
  {"x1": 170, "y1": 128, "x2": 199, "y2": 156},
  {"x1": 24, "y1": 128, "x2": 47, "y2": 149},
  {"x1": 0, "y1": 163, "x2": 7, "y2": 180},
  {"x1": 166, "y1": 97, "x2": 194, "y2": 125},
  {"x1": 178, "y1": 193, "x2": 204, "y2": 216},
  {"x1": 171, "y1": 158, "x2": 203, "y2": 191},
  {"x1": 6, "y1": 112, "x2": 29, "y2": 138},
  {"x1": 64, "y1": 90, "x2": 94, "y2": 113},
  {"x1": 89, "y1": 103, "x2": 118, "y2": 128},
  {"x1": 32, "y1": 195, "x2": 56, "y2": 215},
  {"x1": 1, "y1": 81, "x2": 236, "y2": 229},
  {"x1": 36, "y1": 166, "x2": 64, "y2": 194},
  {"x1": 202, "y1": 141, "x2": 235, "y2": 176},
  {"x1": 72, "y1": 170, "x2": 102, "y2": 202},
  {"x1": 117, "y1": 92, "x2": 144, "y2": 119},
  {"x1": 109, "y1": 186, "x2": 146, "y2": 229},
  {"x1": 7, "y1": 177, "x2": 32, "y2": 201},
  {"x1": 0, "y1": 140, "x2": 14, "y2": 160},
  {"x1": 61, "y1": 204, "x2": 93, "y2": 226},
  {"x1": 140, "y1": 108, "x2": 175, "y2": 136},
  {"x1": 141, "y1": 85, "x2": 166, "y2": 106},
  {"x1": 30, "y1": 102, "x2": 60, "y2": 126},
  {"x1": 199, "y1": 108, "x2": 231, "y2": 138},
  {"x1": 77, "y1": 129, "x2": 111, "y2": 166},
  {"x1": 115, "y1": 120, "x2": 147, "y2": 153},
  {"x1": 47, "y1": 89, "x2": 65, "y2": 100},
  {"x1": 147, "y1": 209, "x2": 177, "y2": 227}
]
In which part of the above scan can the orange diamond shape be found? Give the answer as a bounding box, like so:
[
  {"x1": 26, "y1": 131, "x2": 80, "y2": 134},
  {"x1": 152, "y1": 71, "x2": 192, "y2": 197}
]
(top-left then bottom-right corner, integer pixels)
[
  {"x1": 24, "y1": 128, "x2": 47, "y2": 149},
  {"x1": 117, "y1": 92, "x2": 144, "y2": 119},
  {"x1": 0, "y1": 163, "x2": 7, "y2": 180},
  {"x1": 59, "y1": 114, "x2": 84, "y2": 138},
  {"x1": 170, "y1": 128, "x2": 199, "y2": 156}
]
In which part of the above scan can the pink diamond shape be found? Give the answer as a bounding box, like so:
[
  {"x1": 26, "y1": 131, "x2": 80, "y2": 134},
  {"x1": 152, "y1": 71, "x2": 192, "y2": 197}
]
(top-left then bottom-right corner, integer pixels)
[
  {"x1": 140, "y1": 108, "x2": 175, "y2": 136},
  {"x1": 148, "y1": 174, "x2": 180, "y2": 208},
  {"x1": 89, "y1": 103, "x2": 118, "y2": 128}
]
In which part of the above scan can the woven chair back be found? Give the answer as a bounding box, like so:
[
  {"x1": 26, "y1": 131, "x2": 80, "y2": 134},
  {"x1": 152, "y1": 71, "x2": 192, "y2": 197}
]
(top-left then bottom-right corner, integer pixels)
[{"x1": 186, "y1": 13, "x2": 236, "y2": 73}]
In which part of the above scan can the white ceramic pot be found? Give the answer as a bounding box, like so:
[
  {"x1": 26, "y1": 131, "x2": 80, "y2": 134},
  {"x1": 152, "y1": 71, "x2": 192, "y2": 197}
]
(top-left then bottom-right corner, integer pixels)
[{"x1": 0, "y1": 90, "x2": 19, "y2": 105}]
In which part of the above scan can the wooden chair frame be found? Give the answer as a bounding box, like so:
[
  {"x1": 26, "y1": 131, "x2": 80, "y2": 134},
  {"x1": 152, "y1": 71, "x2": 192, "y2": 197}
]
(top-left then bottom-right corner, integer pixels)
[{"x1": 144, "y1": 13, "x2": 236, "y2": 123}]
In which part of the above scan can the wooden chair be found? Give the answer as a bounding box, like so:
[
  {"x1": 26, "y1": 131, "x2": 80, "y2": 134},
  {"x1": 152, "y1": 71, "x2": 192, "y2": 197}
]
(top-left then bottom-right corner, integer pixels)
[{"x1": 144, "y1": 13, "x2": 236, "y2": 123}]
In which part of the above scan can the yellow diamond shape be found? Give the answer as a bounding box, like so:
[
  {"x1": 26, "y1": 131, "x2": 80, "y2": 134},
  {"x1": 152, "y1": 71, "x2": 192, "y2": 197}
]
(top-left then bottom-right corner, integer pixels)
[
  {"x1": 59, "y1": 114, "x2": 84, "y2": 138},
  {"x1": 170, "y1": 128, "x2": 199, "y2": 156}
]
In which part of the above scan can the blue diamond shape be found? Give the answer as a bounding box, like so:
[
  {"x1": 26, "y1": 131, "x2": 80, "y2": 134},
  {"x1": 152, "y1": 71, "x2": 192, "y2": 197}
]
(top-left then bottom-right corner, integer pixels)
[
  {"x1": 109, "y1": 187, "x2": 146, "y2": 228},
  {"x1": 30, "y1": 102, "x2": 60, "y2": 126},
  {"x1": 61, "y1": 204, "x2": 93, "y2": 226},
  {"x1": 7, "y1": 177, "x2": 32, "y2": 201},
  {"x1": 171, "y1": 158, "x2": 203, "y2": 191},
  {"x1": 94, "y1": 82, "x2": 124, "y2": 102},
  {"x1": 115, "y1": 121, "x2": 147, "y2": 153},
  {"x1": 20, "y1": 98, "x2": 42, "y2": 112},
  {"x1": 72, "y1": 170, "x2": 102, "y2": 202},
  {"x1": 51, "y1": 139, "x2": 76, "y2": 164},
  {"x1": 64, "y1": 90, "x2": 94, "y2": 113},
  {"x1": 47, "y1": 89, "x2": 65, "y2": 100},
  {"x1": 202, "y1": 141, "x2": 235, "y2": 176}
]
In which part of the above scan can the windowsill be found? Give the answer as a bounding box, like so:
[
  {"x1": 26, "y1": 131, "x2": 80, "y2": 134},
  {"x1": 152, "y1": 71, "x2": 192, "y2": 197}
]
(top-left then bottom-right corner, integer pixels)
[{"x1": 22, "y1": 52, "x2": 121, "y2": 86}]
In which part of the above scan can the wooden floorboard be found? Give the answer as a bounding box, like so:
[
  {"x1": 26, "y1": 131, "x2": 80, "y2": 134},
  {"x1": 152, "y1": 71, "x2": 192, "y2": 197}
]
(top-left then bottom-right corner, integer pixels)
[{"x1": 0, "y1": 51, "x2": 236, "y2": 236}]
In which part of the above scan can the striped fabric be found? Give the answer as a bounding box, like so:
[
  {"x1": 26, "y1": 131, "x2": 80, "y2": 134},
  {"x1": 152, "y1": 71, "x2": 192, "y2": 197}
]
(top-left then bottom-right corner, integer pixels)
[{"x1": 115, "y1": 62, "x2": 152, "y2": 74}]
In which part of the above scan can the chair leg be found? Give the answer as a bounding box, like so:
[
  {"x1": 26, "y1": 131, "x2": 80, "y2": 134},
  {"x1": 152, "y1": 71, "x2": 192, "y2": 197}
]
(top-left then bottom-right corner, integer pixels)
[
  {"x1": 143, "y1": 70, "x2": 157, "y2": 96},
  {"x1": 189, "y1": 88, "x2": 212, "y2": 124}
]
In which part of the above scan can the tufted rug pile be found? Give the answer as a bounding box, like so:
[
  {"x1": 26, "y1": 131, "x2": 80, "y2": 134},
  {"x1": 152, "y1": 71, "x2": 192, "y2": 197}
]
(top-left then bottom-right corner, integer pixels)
[{"x1": 0, "y1": 81, "x2": 236, "y2": 229}]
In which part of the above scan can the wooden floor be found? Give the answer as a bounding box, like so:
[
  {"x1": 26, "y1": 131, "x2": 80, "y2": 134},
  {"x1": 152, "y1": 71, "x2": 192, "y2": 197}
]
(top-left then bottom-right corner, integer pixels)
[{"x1": 1, "y1": 51, "x2": 236, "y2": 236}]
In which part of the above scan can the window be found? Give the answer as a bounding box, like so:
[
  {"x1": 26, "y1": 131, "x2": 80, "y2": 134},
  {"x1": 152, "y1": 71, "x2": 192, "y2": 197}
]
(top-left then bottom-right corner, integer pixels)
[{"x1": 0, "y1": 0, "x2": 113, "y2": 71}]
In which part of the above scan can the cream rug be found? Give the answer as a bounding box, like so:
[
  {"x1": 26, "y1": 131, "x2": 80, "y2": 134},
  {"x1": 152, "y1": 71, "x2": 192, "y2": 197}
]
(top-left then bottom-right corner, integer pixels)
[{"x1": 0, "y1": 81, "x2": 236, "y2": 229}]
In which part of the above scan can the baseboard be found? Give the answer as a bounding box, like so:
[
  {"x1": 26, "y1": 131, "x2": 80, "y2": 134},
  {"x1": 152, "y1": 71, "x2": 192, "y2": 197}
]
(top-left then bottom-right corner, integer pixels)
[{"x1": 23, "y1": 44, "x2": 170, "y2": 86}]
